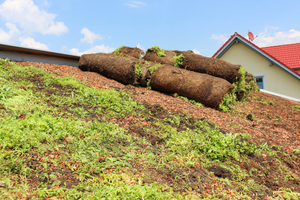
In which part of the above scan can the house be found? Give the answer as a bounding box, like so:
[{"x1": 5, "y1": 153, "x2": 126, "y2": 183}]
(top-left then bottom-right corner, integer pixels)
[
  {"x1": 261, "y1": 43, "x2": 300, "y2": 74},
  {"x1": 213, "y1": 32, "x2": 300, "y2": 100},
  {"x1": 0, "y1": 43, "x2": 80, "y2": 67}
]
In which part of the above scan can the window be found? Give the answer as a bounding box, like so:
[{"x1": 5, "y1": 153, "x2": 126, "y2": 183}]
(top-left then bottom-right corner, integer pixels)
[{"x1": 254, "y1": 74, "x2": 265, "y2": 89}]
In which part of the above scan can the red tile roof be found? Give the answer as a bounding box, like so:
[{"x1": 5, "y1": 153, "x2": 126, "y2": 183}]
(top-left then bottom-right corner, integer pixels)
[{"x1": 261, "y1": 43, "x2": 300, "y2": 69}]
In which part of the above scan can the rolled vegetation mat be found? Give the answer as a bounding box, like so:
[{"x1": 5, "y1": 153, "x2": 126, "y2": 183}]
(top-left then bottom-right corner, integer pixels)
[
  {"x1": 173, "y1": 51, "x2": 258, "y2": 100},
  {"x1": 173, "y1": 51, "x2": 243, "y2": 83},
  {"x1": 143, "y1": 46, "x2": 176, "y2": 66},
  {"x1": 149, "y1": 64, "x2": 234, "y2": 109},
  {"x1": 78, "y1": 53, "x2": 139, "y2": 85},
  {"x1": 112, "y1": 46, "x2": 143, "y2": 59},
  {"x1": 134, "y1": 61, "x2": 161, "y2": 87}
]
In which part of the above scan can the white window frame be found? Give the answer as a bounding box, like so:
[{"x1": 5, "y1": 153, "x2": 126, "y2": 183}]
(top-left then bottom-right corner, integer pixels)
[{"x1": 254, "y1": 73, "x2": 265, "y2": 90}]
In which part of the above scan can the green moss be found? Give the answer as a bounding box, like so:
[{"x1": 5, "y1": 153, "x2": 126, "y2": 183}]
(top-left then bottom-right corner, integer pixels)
[
  {"x1": 149, "y1": 64, "x2": 161, "y2": 75},
  {"x1": 147, "y1": 64, "x2": 161, "y2": 89},
  {"x1": 134, "y1": 63, "x2": 143, "y2": 81},
  {"x1": 152, "y1": 46, "x2": 166, "y2": 57},
  {"x1": 174, "y1": 93, "x2": 204, "y2": 107},
  {"x1": 219, "y1": 66, "x2": 259, "y2": 112},
  {"x1": 144, "y1": 60, "x2": 151, "y2": 65},
  {"x1": 293, "y1": 148, "x2": 300, "y2": 154},
  {"x1": 293, "y1": 105, "x2": 300, "y2": 111},
  {"x1": 172, "y1": 54, "x2": 184, "y2": 68},
  {"x1": 113, "y1": 45, "x2": 124, "y2": 55},
  {"x1": 113, "y1": 45, "x2": 128, "y2": 57},
  {"x1": 218, "y1": 92, "x2": 236, "y2": 112},
  {"x1": 233, "y1": 67, "x2": 259, "y2": 100},
  {"x1": 146, "y1": 81, "x2": 151, "y2": 90}
]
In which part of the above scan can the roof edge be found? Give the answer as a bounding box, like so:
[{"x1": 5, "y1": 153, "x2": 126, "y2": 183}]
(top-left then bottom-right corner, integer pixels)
[
  {"x1": 0, "y1": 43, "x2": 80, "y2": 60},
  {"x1": 260, "y1": 89, "x2": 300, "y2": 102},
  {"x1": 212, "y1": 33, "x2": 237, "y2": 58}
]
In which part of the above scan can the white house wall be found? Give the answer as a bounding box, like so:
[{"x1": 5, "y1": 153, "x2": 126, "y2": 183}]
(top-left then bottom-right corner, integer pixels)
[
  {"x1": 0, "y1": 50, "x2": 79, "y2": 67},
  {"x1": 219, "y1": 42, "x2": 300, "y2": 99}
]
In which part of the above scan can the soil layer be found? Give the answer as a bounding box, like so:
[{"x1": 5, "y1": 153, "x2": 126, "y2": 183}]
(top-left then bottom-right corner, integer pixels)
[
  {"x1": 117, "y1": 46, "x2": 143, "y2": 59},
  {"x1": 78, "y1": 53, "x2": 138, "y2": 85},
  {"x1": 175, "y1": 51, "x2": 243, "y2": 83},
  {"x1": 143, "y1": 49, "x2": 176, "y2": 66},
  {"x1": 150, "y1": 65, "x2": 234, "y2": 108}
]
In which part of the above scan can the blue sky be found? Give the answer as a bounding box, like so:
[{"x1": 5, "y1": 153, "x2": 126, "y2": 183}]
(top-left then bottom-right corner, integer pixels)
[{"x1": 0, "y1": 0, "x2": 300, "y2": 57}]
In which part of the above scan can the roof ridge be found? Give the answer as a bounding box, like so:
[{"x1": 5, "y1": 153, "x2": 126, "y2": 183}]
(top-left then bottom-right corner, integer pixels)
[{"x1": 261, "y1": 42, "x2": 300, "y2": 49}]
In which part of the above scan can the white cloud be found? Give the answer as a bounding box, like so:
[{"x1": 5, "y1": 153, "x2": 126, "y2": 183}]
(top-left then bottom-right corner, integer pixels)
[
  {"x1": 19, "y1": 37, "x2": 49, "y2": 50},
  {"x1": 42, "y1": 0, "x2": 50, "y2": 7},
  {"x1": 61, "y1": 45, "x2": 68, "y2": 52},
  {"x1": 253, "y1": 27, "x2": 300, "y2": 47},
  {"x1": 70, "y1": 45, "x2": 115, "y2": 56},
  {"x1": 80, "y1": 28, "x2": 103, "y2": 44},
  {"x1": 193, "y1": 49, "x2": 201, "y2": 55},
  {"x1": 210, "y1": 34, "x2": 229, "y2": 44},
  {"x1": 125, "y1": 1, "x2": 146, "y2": 7},
  {"x1": 0, "y1": 22, "x2": 20, "y2": 44},
  {"x1": 288, "y1": 29, "x2": 300, "y2": 38},
  {"x1": 0, "y1": 0, "x2": 68, "y2": 36},
  {"x1": 136, "y1": 43, "x2": 146, "y2": 51},
  {"x1": 126, "y1": 4, "x2": 139, "y2": 7}
]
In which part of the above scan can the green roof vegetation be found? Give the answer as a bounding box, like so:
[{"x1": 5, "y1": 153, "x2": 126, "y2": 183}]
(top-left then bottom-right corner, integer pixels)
[{"x1": 0, "y1": 58, "x2": 299, "y2": 199}]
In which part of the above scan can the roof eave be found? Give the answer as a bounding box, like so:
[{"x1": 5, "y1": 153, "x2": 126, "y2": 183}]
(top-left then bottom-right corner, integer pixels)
[
  {"x1": 213, "y1": 34, "x2": 240, "y2": 59},
  {"x1": 0, "y1": 43, "x2": 80, "y2": 60}
]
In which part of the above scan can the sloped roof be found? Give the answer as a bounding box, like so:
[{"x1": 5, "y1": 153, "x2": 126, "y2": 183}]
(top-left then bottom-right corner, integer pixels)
[
  {"x1": 212, "y1": 32, "x2": 300, "y2": 81},
  {"x1": 0, "y1": 43, "x2": 80, "y2": 60},
  {"x1": 261, "y1": 43, "x2": 300, "y2": 69}
]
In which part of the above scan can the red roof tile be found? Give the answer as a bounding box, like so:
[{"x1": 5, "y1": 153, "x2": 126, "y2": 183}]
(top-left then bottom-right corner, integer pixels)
[{"x1": 261, "y1": 43, "x2": 300, "y2": 69}]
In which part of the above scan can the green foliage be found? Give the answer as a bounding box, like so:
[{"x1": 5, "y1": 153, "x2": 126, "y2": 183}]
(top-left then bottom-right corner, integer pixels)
[
  {"x1": 174, "y1": 93, "x2": 204, "y2": 107},
  {"x1": 292, "y1": 148, "x2": 300, "y2": 154},
  {"x1": 229, "y1": 164, "x2": 249, "y2": 181},
  {"x1": 0, "y1": 85, "x2": 12, "y2": 101},
  {"x1": 218, "y1": 93, "x2": 236, "y2": 112},
  {"x1": 0, "y1": 60, "x2": 297, "y2": 199},
  {"x1": 219, "y1": 66, "x2": 259, "y2": 112},
  {"x1": 0, "y1": 58, "x2": 10, "y2": 64},
  {"x1": 135, "y1": 63, "x2": 143, "y2": 81},
  {"x1": 172, "y1": 54, "x2": 184, "y2": 68},
  {"x1": 192, "y1": 130, "x2": 256, "y2": 161},
  {"x1": 113, "y1": 45, "x2": 127, "y2": 57},
  {"x1": 147, "y1": 64, "x2": 161, "y2": 89},
  {"x1": 293, "y1": 105, "x2": 300, "y2": 110},
  {"x1": 259, "y1": 99, "x2": 271, "y2": 105},
  {"x1": 79, "y1": 178, "x2": 175, "y2": 199},
  {"x1": 233, "y1": 67, "x2": 259, "y2": 100},
  {"x1": 273, "y1": 189, "x2": 300, "y2": 199},
  {"x1": 152, "y1": 46, "x2": 166, "y2": 57},
  {"x1": 149, "y1": 64, "x2": 161, "y2": 75},
  {"x1": 165, "y1": 119, "x2": 256, "y2": 162},
  {"x1": 146, "y1": 80, "x2": 151, "y2": 90},
  {"x1": 113, "y1": 45, "x2": 124, "y2": 54}
]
